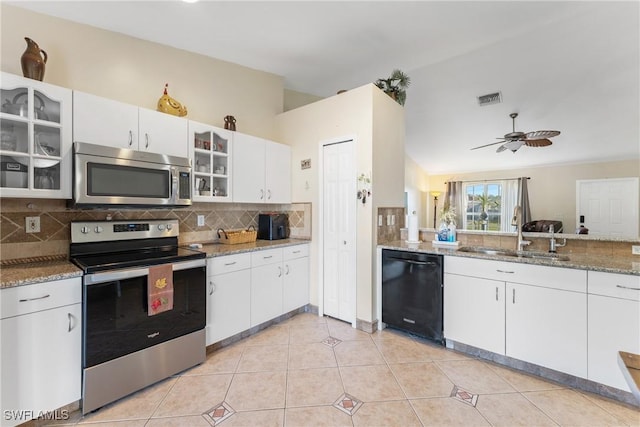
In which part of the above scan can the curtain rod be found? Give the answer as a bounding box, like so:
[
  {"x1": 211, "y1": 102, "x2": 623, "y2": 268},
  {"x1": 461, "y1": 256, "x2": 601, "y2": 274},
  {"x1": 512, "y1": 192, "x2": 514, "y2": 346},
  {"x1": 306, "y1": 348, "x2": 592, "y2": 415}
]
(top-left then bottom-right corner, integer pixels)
[{"x1": 444, "y1": 177, "x2": 530, "y2": 184}]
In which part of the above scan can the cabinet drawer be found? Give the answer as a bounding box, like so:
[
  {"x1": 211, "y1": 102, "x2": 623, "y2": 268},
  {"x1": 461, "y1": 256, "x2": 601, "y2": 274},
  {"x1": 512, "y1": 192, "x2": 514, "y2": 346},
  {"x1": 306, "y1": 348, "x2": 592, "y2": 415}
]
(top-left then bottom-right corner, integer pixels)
[
  {"x1": 588, "y1": 271, "x2": 640, "y2": 301},
  {"x1": 251, "y1": 248, "x2": 283, "y2": 267},
  {"x1": 283, "y1": 244, "x2": 309, "y2": 260},
  {"x1": 1, "y1": 277, "x2": 81, "y2": 319},
  {"x1": 208, "y1": 253, "x2": 251, "y2": 275},
  {"x1": 445, "y1": 255, "x2": 586, "y2": 293}
]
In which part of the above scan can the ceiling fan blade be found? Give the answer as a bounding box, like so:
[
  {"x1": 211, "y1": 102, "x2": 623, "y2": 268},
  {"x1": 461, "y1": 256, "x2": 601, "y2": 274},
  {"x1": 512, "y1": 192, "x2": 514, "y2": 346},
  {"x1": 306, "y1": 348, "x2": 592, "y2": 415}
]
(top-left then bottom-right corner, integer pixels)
[
  {"x1": 525, "y1": 138, "x2": 553, "y2": 147},
  {"x1": 470, "y1": 139, "x2": 507, "y2": 150},
  {"x1": 500, "y1": 140, "x2": 525, "y2": 153},
  {"x1": 526, "y1": 130, "x2": 560, "y2": 140}
]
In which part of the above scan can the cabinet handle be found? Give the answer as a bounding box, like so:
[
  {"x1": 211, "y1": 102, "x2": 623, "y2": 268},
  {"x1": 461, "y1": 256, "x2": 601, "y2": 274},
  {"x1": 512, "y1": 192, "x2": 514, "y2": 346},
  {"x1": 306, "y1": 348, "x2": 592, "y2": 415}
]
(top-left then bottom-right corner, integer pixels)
[
  {"x1": 285, "y1": 264, "x2": 290, "y2": 275},
  {"x1": 263, "y1": 255, "x2": 273, "y2": 259},
  {"x1": 224, "y1": 261, "x2": 237, "y2": 266},
  {"x1": 496, "y1": 287, "x2": 498, "y2": 301},
  {"x1": 259, "y1": 189, "x2": 264, "y2": 200},
  {"x1": 210, "y1": 280, "x2": 215, "y2": 295},
  {"x1": 128, "y1": 130, "x2": 133, "y2": 146},
  {"x1": 145, "y1": 133, "x2": 149, "y2": 148},
  {"x1": 67, "y1": 312, "x2": 75, "y2": 332},
  {"x1": 267, "y1": 189, "x2": 272, "y2": 200},
  {"x1": 497, "y1": 269, "x2": 515, "y2": 274},
  {"x1": 292, "y1": 250, "x2": 301, "y2": 254},
  {"x1": 19, "y1": 294, "x2": 50, "y2": 302},
  {"x1": 512, "y1": 288, "x2": 516, "y2": 304},
  {"x1": 278, "y1": 266, "x2": 282, "y2": 277},
  {"x1": 617, "y1": 284, "x2": 640, "y2": 291}
]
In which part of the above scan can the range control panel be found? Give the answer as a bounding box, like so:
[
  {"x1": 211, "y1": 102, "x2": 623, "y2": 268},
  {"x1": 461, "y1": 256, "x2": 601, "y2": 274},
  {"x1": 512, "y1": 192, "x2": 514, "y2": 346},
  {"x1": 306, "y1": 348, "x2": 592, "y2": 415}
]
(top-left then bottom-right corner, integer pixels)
[{"x1": 70, "y1": 219, "x2": 179, "y2": 243}]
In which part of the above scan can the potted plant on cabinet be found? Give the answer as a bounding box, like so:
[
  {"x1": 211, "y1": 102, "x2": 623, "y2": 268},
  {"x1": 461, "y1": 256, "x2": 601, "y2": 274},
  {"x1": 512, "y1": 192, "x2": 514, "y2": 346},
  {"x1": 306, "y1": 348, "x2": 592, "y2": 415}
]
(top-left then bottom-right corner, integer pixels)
[{"x1": 374, "y1": 69, "x2": 411, "y2": 106}]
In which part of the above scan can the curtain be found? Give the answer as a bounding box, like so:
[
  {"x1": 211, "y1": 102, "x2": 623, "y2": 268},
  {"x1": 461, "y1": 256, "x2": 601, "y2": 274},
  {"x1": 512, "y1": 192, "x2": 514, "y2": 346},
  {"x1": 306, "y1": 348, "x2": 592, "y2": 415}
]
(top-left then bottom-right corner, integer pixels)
[
  {"x1": 501, "y1": 179, "x2": 519, "y2": 232},
  {"x1": 444, "y1": 181, "x2": 464, "y2": 226},
  {"x1": 517, "y1": 177, "x2": 532, "y2": 225}
]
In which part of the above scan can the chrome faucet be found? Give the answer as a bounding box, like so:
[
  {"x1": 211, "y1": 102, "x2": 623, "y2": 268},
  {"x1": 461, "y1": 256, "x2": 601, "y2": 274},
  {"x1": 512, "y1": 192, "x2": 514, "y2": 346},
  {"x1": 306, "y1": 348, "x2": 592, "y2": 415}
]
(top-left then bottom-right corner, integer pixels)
[
  {"x1": 514, "y1": 206, "x2": 531, "y2": 252},
  {"x1": 548, "y1": 224, "x2": 566, "y2": 253}
]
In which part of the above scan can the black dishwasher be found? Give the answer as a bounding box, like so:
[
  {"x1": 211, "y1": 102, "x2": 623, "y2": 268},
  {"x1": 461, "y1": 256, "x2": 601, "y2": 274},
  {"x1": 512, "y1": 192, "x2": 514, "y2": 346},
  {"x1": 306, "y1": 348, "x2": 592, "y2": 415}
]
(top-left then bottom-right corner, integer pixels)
[{"x1": 382, "y1": 249, "x2": 443, "y2": 343}]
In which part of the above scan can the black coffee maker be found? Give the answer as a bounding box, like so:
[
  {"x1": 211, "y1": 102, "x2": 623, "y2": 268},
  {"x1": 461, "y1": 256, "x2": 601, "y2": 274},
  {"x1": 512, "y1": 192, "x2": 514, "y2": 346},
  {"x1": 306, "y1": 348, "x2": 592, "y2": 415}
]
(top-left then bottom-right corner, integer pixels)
[{"x1": 257, "y1": 213, "x2": 289, "y2": 240}]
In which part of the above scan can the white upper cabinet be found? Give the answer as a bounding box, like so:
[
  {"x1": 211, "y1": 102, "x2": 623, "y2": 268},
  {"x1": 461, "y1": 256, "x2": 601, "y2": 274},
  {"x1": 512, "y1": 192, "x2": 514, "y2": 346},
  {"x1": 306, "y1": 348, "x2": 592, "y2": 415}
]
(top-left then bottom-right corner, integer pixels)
[
  {"x1": 73, "y1": 91, "x2": 188, "y2": 158},
  {"x1": 0, "y1": 72, "x2": 72, "y2": 198},
  {"x1": 233, "y1": 132, "x2": 291, "y2": 204},
  {"x1": 188, "y1": 120, "x2": 232, "y2": 202}
]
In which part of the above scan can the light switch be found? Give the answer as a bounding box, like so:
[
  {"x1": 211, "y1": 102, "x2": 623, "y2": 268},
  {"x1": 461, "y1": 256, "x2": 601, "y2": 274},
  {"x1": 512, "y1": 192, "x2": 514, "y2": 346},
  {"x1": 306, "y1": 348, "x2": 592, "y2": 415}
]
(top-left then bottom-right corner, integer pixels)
[
  {"x1": 391, "y1": 215, "x2": 395, "y2": 225},
  {"x1": 378, "y1": 215, "x2": 383, "y2": 226},
  {"x1": 387, "y1": 215, "x2": 391, "y2": 225},
  {"x1": 197, "y1": 215, "x2": 205, "y2": 227}
]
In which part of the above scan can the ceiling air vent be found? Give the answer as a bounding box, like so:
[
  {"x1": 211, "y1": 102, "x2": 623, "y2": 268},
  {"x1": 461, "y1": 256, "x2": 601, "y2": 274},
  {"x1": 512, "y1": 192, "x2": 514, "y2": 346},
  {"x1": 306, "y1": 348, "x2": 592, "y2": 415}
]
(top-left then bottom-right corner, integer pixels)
[{"x1": 477, "y1": 91, "x2": 502, "y2": 106}]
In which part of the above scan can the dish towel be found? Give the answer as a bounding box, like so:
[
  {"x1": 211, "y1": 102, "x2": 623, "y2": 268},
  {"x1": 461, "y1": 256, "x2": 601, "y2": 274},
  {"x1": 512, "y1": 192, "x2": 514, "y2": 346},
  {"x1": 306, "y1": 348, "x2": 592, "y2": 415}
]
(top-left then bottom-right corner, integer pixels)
[{"x1": 148, "y1": 264, "x2": 174, "y2": 316}]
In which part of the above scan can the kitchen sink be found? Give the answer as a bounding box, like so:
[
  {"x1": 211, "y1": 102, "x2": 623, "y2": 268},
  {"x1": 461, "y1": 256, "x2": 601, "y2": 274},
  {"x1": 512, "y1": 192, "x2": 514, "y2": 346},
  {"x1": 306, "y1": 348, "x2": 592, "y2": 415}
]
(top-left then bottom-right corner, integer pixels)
[{"x1": 457, "y1": 246, "x2": 570, "y2": 261}]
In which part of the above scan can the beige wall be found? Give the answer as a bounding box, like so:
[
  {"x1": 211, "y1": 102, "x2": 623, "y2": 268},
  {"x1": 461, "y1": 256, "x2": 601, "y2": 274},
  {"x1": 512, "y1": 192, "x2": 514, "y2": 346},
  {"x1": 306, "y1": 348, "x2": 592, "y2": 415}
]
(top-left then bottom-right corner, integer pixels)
[
  {"x1": 276, "y1": 84, "x2": 404, "y2": 324},
  {"x1": 404, "y1": 154, "x2": 430, "y2": 228},
  {"x1": 427, "y1": 159, "x2": 640, "y2": 233},
  {"x1": 283, "y1": 89, "x2": 324, "y2": 112},
  {"x1": 1, "y1": 5, "x2": 283, "y2": 139}
]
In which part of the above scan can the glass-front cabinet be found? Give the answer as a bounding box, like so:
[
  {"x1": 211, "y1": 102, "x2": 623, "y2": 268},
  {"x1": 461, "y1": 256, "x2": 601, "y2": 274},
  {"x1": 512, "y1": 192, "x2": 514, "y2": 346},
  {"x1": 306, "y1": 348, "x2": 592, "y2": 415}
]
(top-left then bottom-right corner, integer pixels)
[
  {"x1": 188, "y1": 121, "x2": 232, "y2": 202},
  {"x1": 0, "y1": 72, "x2": 72, "y2": 198}
]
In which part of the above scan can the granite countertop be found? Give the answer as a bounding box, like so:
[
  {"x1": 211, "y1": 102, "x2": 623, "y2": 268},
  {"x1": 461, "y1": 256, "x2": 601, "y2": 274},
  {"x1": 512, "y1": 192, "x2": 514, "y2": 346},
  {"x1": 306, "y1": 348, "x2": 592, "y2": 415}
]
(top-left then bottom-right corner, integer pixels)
[
  {"x1": 0, "y1": 239, "x2": 311, "y2": 290},
  {"x1": 379, "y1": 240, "x2": 640, "y2": 276}
]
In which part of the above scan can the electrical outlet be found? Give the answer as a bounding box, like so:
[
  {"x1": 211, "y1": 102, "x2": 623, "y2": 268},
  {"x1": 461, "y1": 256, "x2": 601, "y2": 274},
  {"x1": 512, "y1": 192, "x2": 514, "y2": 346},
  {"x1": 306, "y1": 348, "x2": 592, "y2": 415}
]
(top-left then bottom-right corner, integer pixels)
[
  {"x1": 378, "y1": 215, "x2": 383, "y2": 226},
  {"x1": 26, "y1": 216, "x2": 40, "y2": 233},
  {"x1": 632, "y1": 245, "x2": 640, "y2": 255},
  {"x1": 197, "y1": 215, "x2": 205, "y2": 227}
]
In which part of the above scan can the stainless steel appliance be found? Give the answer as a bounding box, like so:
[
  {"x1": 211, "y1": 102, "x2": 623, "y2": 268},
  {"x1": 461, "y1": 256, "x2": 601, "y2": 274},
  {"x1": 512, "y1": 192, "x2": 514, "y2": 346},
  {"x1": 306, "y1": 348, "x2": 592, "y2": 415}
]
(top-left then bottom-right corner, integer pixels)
[
  {"x1": 70, "y1": 219, "x2": 206, "y2": 414},
  {"x1": 72, "y1": 142, "x2": 192, "y2": 207},
  {"x1": 257, "y1": 213, "x2": 289, "y2": 240},
  {"x1": 381, "y1": 249, "x2": 444, "y2": 343}
]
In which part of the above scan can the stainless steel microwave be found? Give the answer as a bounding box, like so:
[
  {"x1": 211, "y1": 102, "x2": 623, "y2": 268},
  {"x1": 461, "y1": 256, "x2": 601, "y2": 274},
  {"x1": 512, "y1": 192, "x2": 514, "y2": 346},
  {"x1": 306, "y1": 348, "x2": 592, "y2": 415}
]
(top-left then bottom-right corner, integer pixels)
[{"x1": 72, "y1": 142, "x2": 192, "y2": 207}]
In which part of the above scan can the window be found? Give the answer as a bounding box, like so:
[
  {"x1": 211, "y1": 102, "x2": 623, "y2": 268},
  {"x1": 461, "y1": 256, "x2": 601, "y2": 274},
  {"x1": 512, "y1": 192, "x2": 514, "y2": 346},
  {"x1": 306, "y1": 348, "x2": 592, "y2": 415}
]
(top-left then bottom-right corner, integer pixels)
[{"x1": 461, "y1": 180, "x2": 519, "y2": 232}]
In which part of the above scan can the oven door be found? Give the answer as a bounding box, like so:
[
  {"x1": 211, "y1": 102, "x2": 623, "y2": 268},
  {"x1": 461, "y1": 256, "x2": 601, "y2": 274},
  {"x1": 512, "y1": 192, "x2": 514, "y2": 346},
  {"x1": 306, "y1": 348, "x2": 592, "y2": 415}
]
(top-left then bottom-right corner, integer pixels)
[{"x1": 82, "y1": 259, "x2": 206, "y2": 368}]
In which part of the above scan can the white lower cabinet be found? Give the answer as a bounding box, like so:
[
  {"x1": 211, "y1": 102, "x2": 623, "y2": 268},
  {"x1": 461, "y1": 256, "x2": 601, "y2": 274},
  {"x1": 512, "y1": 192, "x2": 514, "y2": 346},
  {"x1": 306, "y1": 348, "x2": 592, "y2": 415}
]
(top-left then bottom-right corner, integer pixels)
[
  {"x1": 205, "y1": 244, "x2": 310, "y2": 345},
  {"x1": 206, "y1": 253, "x2": 251, "y2": 346},
  {"x1": 444, "y1": 256, "x2": 587, "y2": 379},
  {"x1": 587, "y1": 271, "x2": 640, "y2": 391},
  {"x1": 1, "y1": 278, "x2": 81, "y2": 427},
  {"x1": 443, "y1": 273, "x2": 505, "y2": 355},
  {"x1": 506, "y1": 282, "x2": 587, "y2": 378}
]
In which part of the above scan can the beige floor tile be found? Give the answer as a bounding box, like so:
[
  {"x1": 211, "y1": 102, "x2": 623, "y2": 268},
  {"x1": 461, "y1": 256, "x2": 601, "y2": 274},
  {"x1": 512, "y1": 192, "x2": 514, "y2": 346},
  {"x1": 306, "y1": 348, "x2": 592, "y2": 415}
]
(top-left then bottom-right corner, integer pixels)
[
  {"x1": 371, "y1": 327, "x2": 414, "y2": 342},
  {"x1": 475, "y1": 393, "x2": 557, "y2": 426},
  {"x1": 413, "y1": 339, "x2": 471, "y2": 361},
  {"x1": 284, "y1": 405, "x2": 353, "y2": 427},
  {"x1": 375, "y1": 336, "x2": 433, "y2": 364},
  {"x1": 486, "y1": 363, "x2": 564, "y2": 392},
  {"x1": 327, "y1": 319, "x2": 372, "y2": 341},
  {"x1": 221, "y1": 409, "x2": 284, "y2": 427},
  {"x1": 226, "y1": 371, "x2": 287, "y2": 411},
  {"x1": 236, "y1": 344, "x2": 289, "y2": 372},
  {"x1": 352, "y1": 400, "x2": 422, "y2": 427},
  {"x1": 390, "y1": 362, "x2": 455, "y2": 398},
  {"x1": 288, "y1": 323, "x2": 330, "y2": 344},
  {"x1": 243, "y1": 325, "x2": 290, "y2": 346},
  {"x1": 523, "y1": 389, "x2": 623, "y2": 426},
  {"x1": 436, "y1": 360, "x2": 516, "y2": 394},
  {"x1": 286, "y1": 367, "x2": 345, "y2": 407},
  {"x1": 410, "y1": 397, "x2": 491, "y2": 426},
  {"x1": 78, "y1": 377, "x2": 177, "y2": 423},
  {"x1": 152, "y1": 374, "x2": 232, "y2": 417},
  {"x1": 145, "y1": 415, "x2": 211, "y2": 426},
  {"x1": 340, "y1": 365, "x2": 406, "y2": 402},
  {"x1": 183, "y1": 343, "x2": 245, "y2": 375},
  {"x1": 77, "y1": 421, "x2": 147, "y2": 427},
  {"x1": 288, "y1": 342, "x2": 338, "y2": 370},
  {"x1": 581, "y1": 392, "x2": 640, "y2": 426},
  {"x1": 334, "y1": 340, "x2": 385, "y2": 366}
]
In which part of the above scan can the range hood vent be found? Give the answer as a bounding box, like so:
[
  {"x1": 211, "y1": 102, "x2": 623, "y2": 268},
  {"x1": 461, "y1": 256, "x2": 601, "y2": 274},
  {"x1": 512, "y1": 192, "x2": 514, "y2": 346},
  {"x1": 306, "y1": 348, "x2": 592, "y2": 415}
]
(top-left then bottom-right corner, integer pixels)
[{"x1": 477, "y1": 91, "x2": 502, "y2": 106}]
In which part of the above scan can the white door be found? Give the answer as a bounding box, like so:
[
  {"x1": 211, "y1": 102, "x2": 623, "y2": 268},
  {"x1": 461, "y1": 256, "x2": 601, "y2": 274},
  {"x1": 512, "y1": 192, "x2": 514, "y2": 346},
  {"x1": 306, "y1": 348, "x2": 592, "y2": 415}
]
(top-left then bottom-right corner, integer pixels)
[
  {"x1": 577, "y1": 177, "x2": 639, "y2": 238},
  {"x1": 323, "y1": 140, "x2": 356, "y2": 323}
]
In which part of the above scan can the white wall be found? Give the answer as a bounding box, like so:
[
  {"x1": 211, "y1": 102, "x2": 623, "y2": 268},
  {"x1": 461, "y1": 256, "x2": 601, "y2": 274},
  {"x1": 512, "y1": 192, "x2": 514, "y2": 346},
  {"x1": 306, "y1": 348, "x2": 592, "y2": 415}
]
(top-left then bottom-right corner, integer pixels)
[{"x1": 0, "y1": 5, "x2": 283, "y2": 139}]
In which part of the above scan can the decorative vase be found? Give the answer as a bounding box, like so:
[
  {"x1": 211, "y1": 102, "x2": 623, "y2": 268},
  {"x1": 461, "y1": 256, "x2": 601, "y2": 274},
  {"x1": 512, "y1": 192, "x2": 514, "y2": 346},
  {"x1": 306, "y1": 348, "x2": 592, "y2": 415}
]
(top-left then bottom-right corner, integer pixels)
[
  {"x1": 224, "y1": 115, "x2": 236, "y2": 131},
  {"x1": 437, "y1": 222, "x2": 449, "y2": 241},
  {"x1": 21, "y1": 37, "x2": 48, "y2": 81},
  {"x1": 447, "y1": 223, "x2": 457, "y2": 242}
]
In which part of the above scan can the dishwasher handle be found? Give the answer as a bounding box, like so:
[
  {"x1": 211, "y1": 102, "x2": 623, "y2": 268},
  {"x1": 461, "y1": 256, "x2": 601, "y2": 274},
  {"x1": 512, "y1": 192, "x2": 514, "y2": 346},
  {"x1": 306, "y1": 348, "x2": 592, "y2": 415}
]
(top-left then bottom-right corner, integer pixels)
[{"x1": 388, "y1": 256, "x2": 438, "y2": 266}]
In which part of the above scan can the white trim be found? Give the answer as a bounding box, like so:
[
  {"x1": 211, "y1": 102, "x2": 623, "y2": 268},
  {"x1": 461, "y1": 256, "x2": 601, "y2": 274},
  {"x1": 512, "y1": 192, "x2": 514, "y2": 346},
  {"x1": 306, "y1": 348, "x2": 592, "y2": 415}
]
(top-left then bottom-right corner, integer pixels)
[{"x1": 318, "y1": 135, "x2": 358, "y2": 328}]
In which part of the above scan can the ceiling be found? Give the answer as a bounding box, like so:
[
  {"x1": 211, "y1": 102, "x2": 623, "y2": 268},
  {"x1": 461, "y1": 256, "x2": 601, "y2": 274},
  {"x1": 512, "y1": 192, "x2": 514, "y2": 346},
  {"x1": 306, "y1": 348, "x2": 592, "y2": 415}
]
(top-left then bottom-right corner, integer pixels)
[{"x1": 10, "y1": 1, "x2": 640, "y2": 175}]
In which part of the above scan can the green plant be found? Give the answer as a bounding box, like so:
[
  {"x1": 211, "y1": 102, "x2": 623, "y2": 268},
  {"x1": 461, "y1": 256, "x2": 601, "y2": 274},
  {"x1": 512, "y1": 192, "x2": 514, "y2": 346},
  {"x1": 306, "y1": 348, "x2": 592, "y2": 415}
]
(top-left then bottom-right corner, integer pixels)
[{"x1": 374, "y1": 69, "x2": 411, "y2": 106}]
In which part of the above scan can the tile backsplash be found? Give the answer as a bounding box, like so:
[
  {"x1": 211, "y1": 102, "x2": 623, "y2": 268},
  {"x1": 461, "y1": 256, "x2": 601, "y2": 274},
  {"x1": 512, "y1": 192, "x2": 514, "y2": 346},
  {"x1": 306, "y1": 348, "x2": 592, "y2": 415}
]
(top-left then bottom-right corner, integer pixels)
[
  {"x1": 0, "y1": 199, "x2": 311, "y2": 261},
  {"x1": 377, "y1": 207, "x2": 405, "y2": 244}
]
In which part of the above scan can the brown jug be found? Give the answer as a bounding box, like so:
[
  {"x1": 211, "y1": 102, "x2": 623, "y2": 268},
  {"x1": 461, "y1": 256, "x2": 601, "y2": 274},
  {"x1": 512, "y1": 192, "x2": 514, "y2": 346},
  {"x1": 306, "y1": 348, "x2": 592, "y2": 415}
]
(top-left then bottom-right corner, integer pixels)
[
  {"x1": 224, "y1": 115, "x2": 236, "y2": 131},
  {"x1": 21, "y1": 37, "x2": 47, "y2": 81}
]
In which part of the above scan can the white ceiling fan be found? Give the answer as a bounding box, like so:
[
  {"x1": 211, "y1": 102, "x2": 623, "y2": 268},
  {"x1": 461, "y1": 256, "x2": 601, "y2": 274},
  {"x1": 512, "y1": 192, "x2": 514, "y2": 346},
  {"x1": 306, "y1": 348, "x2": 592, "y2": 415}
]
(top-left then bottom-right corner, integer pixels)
[{"x1": 471, "y1": 113, "x2": 561, "y2": 153}]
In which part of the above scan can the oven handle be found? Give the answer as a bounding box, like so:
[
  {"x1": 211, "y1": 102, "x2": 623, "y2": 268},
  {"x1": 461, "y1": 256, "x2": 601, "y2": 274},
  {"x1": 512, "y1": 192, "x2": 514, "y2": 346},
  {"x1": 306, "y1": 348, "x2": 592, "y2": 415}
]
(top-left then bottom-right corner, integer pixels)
[{"x1": 83, "y1": 258, "x2": 205, "y2": 286}]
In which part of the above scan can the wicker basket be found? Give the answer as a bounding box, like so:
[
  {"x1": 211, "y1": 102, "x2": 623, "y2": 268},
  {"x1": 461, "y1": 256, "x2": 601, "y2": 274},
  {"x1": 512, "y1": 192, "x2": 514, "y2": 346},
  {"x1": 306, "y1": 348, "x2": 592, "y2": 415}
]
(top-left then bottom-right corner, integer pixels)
[{"x1": 217, "y1": 226, "x2": 257, "y2": 245}]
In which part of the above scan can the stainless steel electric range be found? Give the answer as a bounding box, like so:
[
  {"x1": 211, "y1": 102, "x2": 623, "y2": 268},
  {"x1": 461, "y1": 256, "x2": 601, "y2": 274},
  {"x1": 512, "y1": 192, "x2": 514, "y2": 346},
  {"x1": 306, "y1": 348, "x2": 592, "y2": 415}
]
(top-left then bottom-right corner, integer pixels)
[{"x1": 70, "y1": 219, "x2": 206, "y2": 414}]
